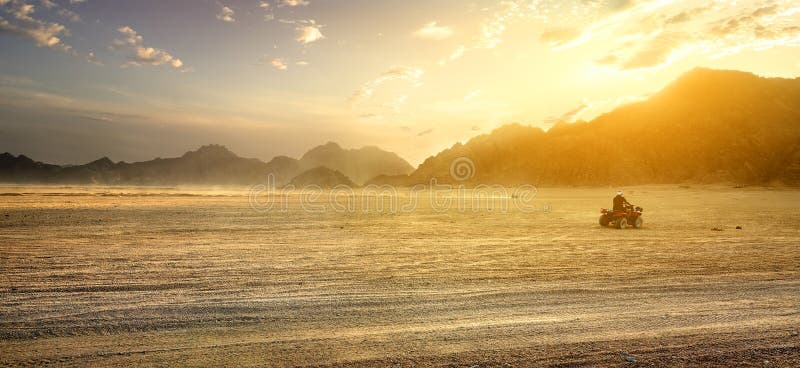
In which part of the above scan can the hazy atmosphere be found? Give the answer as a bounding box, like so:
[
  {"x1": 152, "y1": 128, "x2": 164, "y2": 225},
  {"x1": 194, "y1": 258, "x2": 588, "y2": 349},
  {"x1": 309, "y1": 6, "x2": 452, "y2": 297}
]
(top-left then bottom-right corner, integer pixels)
[
  {"x1": 2, "y1": 1, "x2": 800, "y2": 367},
  {"x1": 2, "y1": 0, "x2": 799, "y2": 165}
]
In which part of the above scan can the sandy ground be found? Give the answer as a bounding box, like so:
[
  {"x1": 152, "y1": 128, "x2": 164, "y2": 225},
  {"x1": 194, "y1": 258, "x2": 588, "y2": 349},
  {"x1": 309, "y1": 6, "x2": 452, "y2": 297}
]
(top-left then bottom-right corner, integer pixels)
[{"x1": 1, "y1": 185, "x2": 799, "y2": 367}]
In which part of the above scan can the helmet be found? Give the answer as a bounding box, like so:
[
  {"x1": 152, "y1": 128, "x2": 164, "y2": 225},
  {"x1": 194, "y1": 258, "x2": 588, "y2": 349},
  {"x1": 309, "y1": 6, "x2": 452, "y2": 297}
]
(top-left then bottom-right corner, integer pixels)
[{"x1": 616, "y1": 190, "x2": 623, "y2": 196}]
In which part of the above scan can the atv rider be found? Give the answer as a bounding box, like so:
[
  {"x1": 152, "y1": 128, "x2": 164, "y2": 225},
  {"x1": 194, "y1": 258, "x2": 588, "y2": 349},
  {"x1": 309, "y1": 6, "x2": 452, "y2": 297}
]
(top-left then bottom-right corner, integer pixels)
[{"x1": 613, "y1": 190, "x2": 632, "y2": 212}]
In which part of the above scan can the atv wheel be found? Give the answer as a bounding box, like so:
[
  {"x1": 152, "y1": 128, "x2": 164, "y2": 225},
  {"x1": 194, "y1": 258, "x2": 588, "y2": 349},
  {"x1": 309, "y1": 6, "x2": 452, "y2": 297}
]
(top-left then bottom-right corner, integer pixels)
[
  {"x1": 599, "y1": 215, "x2": 610, "y2": 227},
  {"x1": 616, "y1": 218, "x2": 628, "y2": 229},
  {"x1": 633, "y1": 217, "x2": 643, "y2": 229}
]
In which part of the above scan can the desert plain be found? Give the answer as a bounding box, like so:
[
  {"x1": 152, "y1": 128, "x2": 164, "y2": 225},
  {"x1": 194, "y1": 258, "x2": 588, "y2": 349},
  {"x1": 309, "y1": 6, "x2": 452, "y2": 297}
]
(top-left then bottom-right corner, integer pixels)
[{"x1": 1, "y1": 185, "x2": 799, "y2": 367}]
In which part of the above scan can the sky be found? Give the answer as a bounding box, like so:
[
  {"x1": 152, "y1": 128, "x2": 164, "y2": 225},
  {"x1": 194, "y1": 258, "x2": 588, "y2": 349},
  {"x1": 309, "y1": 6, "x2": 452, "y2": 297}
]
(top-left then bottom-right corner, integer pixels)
[{"x1": 1, "y1": 0, "x2": 799, "y2": 166}]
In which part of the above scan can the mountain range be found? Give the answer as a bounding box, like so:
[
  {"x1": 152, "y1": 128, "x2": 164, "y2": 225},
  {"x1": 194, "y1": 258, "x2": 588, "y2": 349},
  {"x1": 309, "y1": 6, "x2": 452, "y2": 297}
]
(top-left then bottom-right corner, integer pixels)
[
  {"x1": 2, "y1": 68, "x2": 799, "y2": 187},
  {"x1": 371, "y1": 68, "x2": 800, "y2": 186},
  {"x1": 0, "y1": 142, "x2": 413, "y2": 186}
]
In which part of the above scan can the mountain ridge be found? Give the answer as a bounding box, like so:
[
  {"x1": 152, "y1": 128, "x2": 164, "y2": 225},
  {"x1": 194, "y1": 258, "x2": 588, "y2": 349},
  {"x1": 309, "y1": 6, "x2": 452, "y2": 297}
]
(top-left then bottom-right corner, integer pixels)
[
  {"x1": 0, "y1": 142, "x2": 413, "y2": 186},
  {"x1": 370, "y1": 68, "x2": 800, "y2": 186}
]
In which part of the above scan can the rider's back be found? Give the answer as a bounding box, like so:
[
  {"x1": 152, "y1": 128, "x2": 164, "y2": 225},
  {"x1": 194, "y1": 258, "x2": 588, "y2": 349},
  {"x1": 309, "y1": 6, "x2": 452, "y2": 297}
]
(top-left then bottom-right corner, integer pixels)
[{"x1": 613, "y1": 195, "x2": 626, "y2": 211}]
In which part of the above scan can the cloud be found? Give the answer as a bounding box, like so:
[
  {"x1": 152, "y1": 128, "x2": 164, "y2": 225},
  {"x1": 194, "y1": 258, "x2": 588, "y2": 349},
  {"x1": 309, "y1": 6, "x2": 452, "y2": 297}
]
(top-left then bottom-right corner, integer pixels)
[
  {"x1": 13, "y1": 2, "x2": 34, "y2": 20},
  {"x1": 294, "y1": 19, "x2": 323, "y2": 44},
  {"x1": 417, "y1": 128, "x2": 433, "y2": 137},
  {"x1": 709, "y1": 4, "x2": 783, "y2": 37},
  {"x1": 113, "y1": 25, "x2": 141, "y2": 46},
  {"x1": 350, "y1": 66, "x2": 424, "y2": 103},
  {"x1": 439, "y1": 0, "x2": 541, "y2": 65},
  {"x1": 546, "y1": 100, "x2": 590, "y2": 124},
  {"x1": 618, "y1": 32, "x2": 688, "y2": 70},
  {"x1": 540, "y1": 28, "x2": 582, "y2": 47},
  {"x1": 86, "y1": 50, "x2": 102, "y2": 65},
  {"x1": 751, "y1": 4, "x2": 779, "y2": 18},
  {"x1": 57, "y1": 8, "x2": 80, "y2": 22},
  {"x1": 692, "y1": 3, "x2": 800, "y2": 61},
  {"x1": 594, "y1": 54, "x2": 618, "y2": 65},
  {"x1": 279, "y1": 0, "x2": 309, "y2": 7},
  {"x1": 602, "y1": 0, "x2": 638, "y2": 13},
  {"x1": 575, "y1": 1, "x2": 800, "y2": 73},
  {"x1": 258, "y1": 1, "x2": 274, "y2": 21},
  {"x1": 256, "y1": 56, "x2": 304, "y2": 69},
  {"x1": 0, "y1": 1, "x2": 73, "y2": 53},
  {"x1": 0, "y1": 18, "x2": 66, "y2": 48},
  {"x1": 664, "y1": 6, "x2": 710, "y2": 25},
  {"x1": 438, "y1": 45, "x2": 465, "y2": 65},
  {"x1": 413, "y1": 21, "x2": 453, "y2": 40},
  {"x1": 18, "y1": 0, "x2": 82, "y2": 23},
  {"x1": 270, "y1": 58, "x2": 287, "y2": 70},
  {"x1": 555, "y1": 95, "x2": 649, "y2": 123},
  {"x1": 112, "y1": 26, "x2": 187, "y2": 71},
  {"x1": 69, "y1": 0, "x2": 85, "y2": 3},
  {"x1": 217, "y1": 5, "x2": 235, "y2": 22},
  {"x1": 541, "y1": 0, "x2": 675, "y2": 52},
  {"x1": 476, "y1": 0, "x2": 532, "y2": 49},
  {"x1": 358, "y1": 113, "x2": 379, "y2": 120},
  {"x1": 131, "y1": 46, "x2": 183, "y2": 68},
  {"x1": 592, "y1": 29, "x2": 695, "y2": 72}
]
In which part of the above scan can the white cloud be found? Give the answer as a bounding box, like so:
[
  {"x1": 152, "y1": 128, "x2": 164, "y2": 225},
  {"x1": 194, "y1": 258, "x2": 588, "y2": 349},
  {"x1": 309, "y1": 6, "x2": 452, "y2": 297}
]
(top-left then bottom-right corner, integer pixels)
[
  {"x1": 0, "y1": 1, "x2": 73, "y2": 53},
  {"x1": 112, "y1": 26, "x2": 187, "y2": 71},
  {"x1": 131, "y1": 46, "x2": 183, "y2": 68},
  {"x1": 295, "y1": 19, "x2": 324, "y2": 44},
  {"x1": 270, "y1": 58, "x2": 287, "y2": 70},
  {"x1": 13, "y1": 3, "x2": 35, "y2": 21},
  {"x1": 113, "y1": 25, "x2": 142, "y2": 46},
  {"x1": 217, "y1": 5, "x2": 235, "y2": 22},
  {"x1": 257, "y1": 57, "x2": 308, "y2": 69},
  {"x1": 279, "y1": 0, "x2": 309, "y2": 7},
  {"x1": 413, "y1": 21, "x2": 454, "y2": 40}
]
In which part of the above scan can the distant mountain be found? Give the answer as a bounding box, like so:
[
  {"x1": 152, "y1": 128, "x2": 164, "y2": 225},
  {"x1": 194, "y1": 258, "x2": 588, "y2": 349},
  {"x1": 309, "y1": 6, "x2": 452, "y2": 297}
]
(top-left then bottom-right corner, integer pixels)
[
  {"x1": 288, "y1": 166, "x2": 356, "y2": 188},
  {"x1": 0, "y1": 143, "x2": 413, "y2": 186},
  {"x1": 0, "y1": 152, "x2": 60, "y2": 182},
  {"x1": 299, "y1": 142, "x2": 414, "y2": 185},
  {"x1": 0, "y1": 144, "x2": 273, "y2": 185},
  {"x1": 371, "y1": 68, "x2": 800, "y2": 186}
]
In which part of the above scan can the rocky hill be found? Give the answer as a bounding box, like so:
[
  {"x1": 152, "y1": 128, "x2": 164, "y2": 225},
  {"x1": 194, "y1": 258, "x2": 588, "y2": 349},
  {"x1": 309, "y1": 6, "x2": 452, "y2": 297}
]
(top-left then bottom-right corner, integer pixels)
[
  {"x1": 298, "y1": 142, "x2": 414, "y2": 185},
  {"x1": 372, "y1": 68, "x2": 800, "y2": 186},
  {"x1": 288, "y1": 166, "x2": 356, "y2": 188}
]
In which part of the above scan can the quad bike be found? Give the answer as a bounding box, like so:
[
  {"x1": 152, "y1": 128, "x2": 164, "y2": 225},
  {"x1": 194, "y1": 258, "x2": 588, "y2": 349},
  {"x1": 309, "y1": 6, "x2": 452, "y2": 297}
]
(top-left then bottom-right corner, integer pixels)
[{"x1": 599, "y1": 205, "x2": 643, "y2": 229}]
